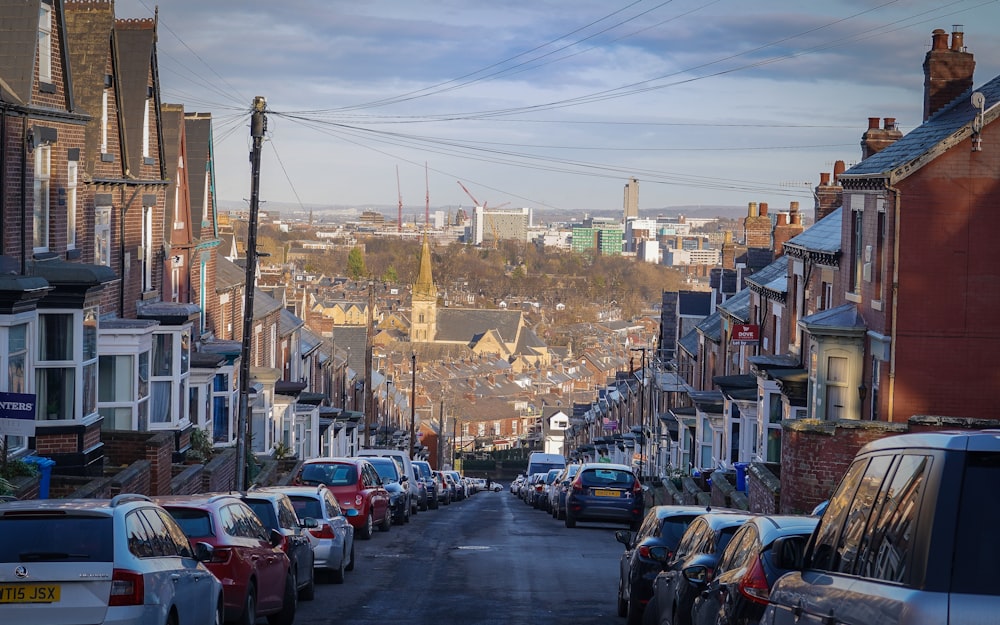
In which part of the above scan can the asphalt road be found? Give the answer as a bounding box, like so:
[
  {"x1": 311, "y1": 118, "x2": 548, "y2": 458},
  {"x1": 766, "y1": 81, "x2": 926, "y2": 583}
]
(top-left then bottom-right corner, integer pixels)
[{"x1": 292, "y1": 488, "x2": 627, "y2": 625}]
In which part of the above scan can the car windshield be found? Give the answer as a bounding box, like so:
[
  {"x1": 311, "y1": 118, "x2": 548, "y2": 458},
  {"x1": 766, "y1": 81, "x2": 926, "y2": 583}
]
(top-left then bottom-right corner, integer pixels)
[
  {"x1": 244, "y1": 499, "x2": 278, "y2": 530},
  {"x1": 166, "y1": 508, "x2": 214, "y2": 538},
  {"x1": 580, "y1": 468, "x2": 635, "y2": 487},
  {"x1": 0, "y1": 516, "x2": 112, "y2": 562},
  {"x1": 370, "y1": 459, "x2": 400, "y2": 483},
  {"x1": 302, "y1": 463, "x2": 356, "y2": 486},
  {"x1": 288, "y1": 496, "x2": 323, "y2": 520}
]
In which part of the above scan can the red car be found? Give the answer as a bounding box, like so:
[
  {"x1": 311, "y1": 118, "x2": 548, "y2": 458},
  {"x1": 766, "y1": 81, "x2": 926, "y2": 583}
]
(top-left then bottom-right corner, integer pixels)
[
  {"x1": 156, "y1": 494, "x2": 295, "y2": 625},
  {"x1": 295, "y1": 457, "x2": 391, "y2": 540}
]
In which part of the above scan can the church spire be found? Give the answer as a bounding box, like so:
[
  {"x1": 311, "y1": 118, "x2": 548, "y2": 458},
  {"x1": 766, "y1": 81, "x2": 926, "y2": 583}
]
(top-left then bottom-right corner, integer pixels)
[{"x1": 413, "y1": 234, "x2": 437, "y2": 300}]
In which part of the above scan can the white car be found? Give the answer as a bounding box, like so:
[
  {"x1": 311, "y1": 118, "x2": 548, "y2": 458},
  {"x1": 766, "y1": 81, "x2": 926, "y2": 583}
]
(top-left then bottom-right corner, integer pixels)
[
  {"x1": 269, "y1": 485, "x2": 356, "y2": 584},
  {"x1": 0, "y1": 493, "x2": 223, "y2": 625}
]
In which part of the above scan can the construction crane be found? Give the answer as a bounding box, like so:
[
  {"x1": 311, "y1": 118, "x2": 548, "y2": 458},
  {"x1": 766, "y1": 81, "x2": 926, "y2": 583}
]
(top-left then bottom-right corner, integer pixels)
[{"x1": 456, "y1": 181, "x2": 499, "y2": 248}]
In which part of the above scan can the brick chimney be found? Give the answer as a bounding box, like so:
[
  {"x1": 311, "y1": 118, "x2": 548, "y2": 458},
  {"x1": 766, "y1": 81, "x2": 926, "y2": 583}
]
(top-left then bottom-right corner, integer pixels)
[
  {"x1": 923, "y1": 26, "x2": 975, "y2": 121},
  {"x1": 744, "y1": 201, "x2": 772, "y2": 248},
  {"x1": 773, "y1": 202, "x2": 805, "y2": 255},
  {"x1": 721, "y1": 231, "x2": 737, "y2": 269},
  {"x1": 814, "y1": 162, "x2": 844, "y2": 223},
  {"x1": 861, "y1": 117, "x2": 904, "y2": 159}
]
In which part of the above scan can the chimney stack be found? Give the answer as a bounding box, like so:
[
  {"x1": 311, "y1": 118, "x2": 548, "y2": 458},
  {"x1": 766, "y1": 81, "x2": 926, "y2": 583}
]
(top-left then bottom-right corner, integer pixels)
[
  {"x1": 772, "y1": 202, "x2": 805, "y2": 256},
  {"x1": 862, "y1": 117, "x2": 904, "y2": 160},
  {"x1": 814, "y1": 164, "x2": 844, "y2": 223},
  {"x1": 923, "y1": 26, "x2": 975, "y2": 121}
]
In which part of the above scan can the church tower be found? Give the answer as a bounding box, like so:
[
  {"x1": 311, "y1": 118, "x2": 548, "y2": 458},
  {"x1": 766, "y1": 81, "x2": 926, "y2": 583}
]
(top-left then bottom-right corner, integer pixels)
[{"x1": 410, "y1": 235, "x2": 438, "y2": 342}]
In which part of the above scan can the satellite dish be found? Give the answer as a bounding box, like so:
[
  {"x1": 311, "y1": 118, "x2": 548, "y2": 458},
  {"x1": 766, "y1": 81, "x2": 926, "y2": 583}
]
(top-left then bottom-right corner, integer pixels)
[{"x1": 971, "y1": 91, "x2": 985, "y2": 110}]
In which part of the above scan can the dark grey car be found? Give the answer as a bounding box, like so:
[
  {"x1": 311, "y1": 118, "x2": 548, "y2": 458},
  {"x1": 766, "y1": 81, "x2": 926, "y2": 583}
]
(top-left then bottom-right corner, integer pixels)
[{"x1": 762, "y1": 430, "x2": 1000, "y2": 625}]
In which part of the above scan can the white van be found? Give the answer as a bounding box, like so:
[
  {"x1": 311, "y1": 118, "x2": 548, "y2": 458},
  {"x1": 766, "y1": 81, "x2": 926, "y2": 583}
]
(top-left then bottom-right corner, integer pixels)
[
  {"x1": 526, "y1": 452, "x2": 565, "y2": 478},
  {"x1": 356, "y1": 449, "x2": 418, "y2": 514}
]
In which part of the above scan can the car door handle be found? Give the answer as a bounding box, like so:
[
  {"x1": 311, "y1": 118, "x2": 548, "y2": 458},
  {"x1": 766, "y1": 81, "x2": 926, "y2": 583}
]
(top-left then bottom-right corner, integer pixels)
[{"x1": 792, "y1": 599, "x2": 803, "y2": 619}]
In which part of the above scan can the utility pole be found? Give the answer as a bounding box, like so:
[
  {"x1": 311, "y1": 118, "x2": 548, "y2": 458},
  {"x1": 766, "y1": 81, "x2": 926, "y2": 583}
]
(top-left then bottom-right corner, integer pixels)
[
  {"x1": 437, "y1": 396, "x2": 445, "y2": 469},
  {"x1": 235, "y1": 96, "x2": 266, "y2": 492},
  {"x1": 363, "y1": 281, "x2": 374, "y2": 447},
  {"x1": 409, "y1": 353, "x2": 417, "y2": 459}
]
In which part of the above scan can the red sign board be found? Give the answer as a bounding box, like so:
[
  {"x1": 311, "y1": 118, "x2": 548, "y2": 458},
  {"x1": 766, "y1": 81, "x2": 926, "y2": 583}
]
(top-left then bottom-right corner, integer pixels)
[{"x1": 732, "y1": 324, "x2": 760, "y2": 344}]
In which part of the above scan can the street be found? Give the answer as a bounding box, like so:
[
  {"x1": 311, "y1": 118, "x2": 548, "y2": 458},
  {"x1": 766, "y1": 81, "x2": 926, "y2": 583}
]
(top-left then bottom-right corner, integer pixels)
[{"x1": 293, "y1": 489, "x2": 625, "y2": 625}]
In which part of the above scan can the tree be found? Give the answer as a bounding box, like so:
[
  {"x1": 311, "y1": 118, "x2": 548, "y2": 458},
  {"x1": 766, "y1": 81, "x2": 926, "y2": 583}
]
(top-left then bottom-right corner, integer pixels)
[
  {"x1": 347, "y1": 247, "x2": 367, "y2": 279},
  {"x1": 382, "y1": 265, "x2": 398, "y2": 283}
]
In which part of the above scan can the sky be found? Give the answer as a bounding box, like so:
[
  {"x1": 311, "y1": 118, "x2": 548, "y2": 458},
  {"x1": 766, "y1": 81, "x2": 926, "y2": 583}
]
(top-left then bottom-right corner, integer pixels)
[{"x1": 113, "y1": 0, "x2": 1000, "y2": 218}]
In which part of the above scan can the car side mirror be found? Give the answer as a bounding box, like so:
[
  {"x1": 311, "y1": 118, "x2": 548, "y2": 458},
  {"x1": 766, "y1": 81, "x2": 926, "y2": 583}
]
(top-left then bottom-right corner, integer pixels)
[
  {"x1": 682, "y1": 564, "x2": 712, "y2": 586},
  {"x1": 269, "y1": 529, "x2": 284, "y2": 548},
  {"x1": 615, "y1": 530, "x2": 633, "y2": 548},
  {"x1": 771, "y1": 535, "x2": 808, "y2": 570},
  {"x1": 299, "y1": 517, "x2": 319, "y2": 529},
  {"x1": 647, "y1": 545, "x2": 672, "y2": 565},
  {"x1": 194, "y1": 541, "x2": 215, "y2": 563}
]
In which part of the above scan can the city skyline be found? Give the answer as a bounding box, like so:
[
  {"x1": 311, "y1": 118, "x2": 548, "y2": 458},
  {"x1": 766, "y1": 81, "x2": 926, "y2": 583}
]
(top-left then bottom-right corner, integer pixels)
[{"x1": 116, "y1": 0, "x2": 1000, "y2": 214}]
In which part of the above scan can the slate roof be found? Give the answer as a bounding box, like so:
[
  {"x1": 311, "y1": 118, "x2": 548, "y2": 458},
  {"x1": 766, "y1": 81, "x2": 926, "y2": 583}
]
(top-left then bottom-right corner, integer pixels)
[
  {"x1": 799, "y1": 303, "x2": 866, "y2": 335},
  {"x1": 113, "y1": 18, "x2": 158, "y2": 177},
  {"x1": 278, "y1": 308, "x2": 304, "y2": 337},
  {"x1": 783, "y1": 207, "x2": 843, "y2": 256},
  {"x1": 744, "y1": 256, "x2": 788, "y2": 297},
  {"x1": 328, "y1": 325, "x2": 368, "y2": 374},
  {"x1": 64, "y1": 2, "x2": 116, "y2": 174},
  {"x1": 184, "y1": 113, "x2": 214, "y2": 241},
  {"x1": 678, "y1": 291, "x2": 713, "y2": 317},
  {"x1": 253, "y1": 288, "x2": 283, "y2": 320},
  {"x1": 215, "y1": 256, "x2": 245, "y2": 291},
  {"x1": 0, "y1": 0, "x2": 41, "y2": 104},
  {"x1": 678, "y1": 327, "x2": 700, "y2": 358},
  {"x1": 718, "y1": 289, "x2": 750, "y2": 323},
  {"x1": 300, "y1": 325, "x2": 325, "y2": 357},
  {"x1": 695, "y1": 310, "x2": 722, "y2": 343},
  {"x1": 843, "y1": 73, "x2": 1000, "y2": 180},
  {"x1": 436, "y1": 308, "x2": 522, "y2": 344}
]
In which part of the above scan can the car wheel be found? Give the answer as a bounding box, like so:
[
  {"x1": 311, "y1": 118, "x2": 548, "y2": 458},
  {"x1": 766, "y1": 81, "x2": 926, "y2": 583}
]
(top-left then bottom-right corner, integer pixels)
[
  {"x1": 266, "y1": 573, "x2": 297, "y2": 625},
  {"x1": 331, "y1": 549, "x2": 346, "y2": 584},
  {"x1": 358, "y1": 510, "x2": 374, "y2": 540},
  {"x1": 298, "y1": 564, "x2": 315, "y2": 601},
  {"x1": 380, "y1": 506, "x2": 392, "y2": 531},
  {"x1": 214, "y1": 594, "x2": 225, "y2": 625},
  {"x1": 429, "y1": 496, "x2": 439, "y2": 510},
  {"x1": 565, "y1": 509, "x2": 576, "y2": 528},
  {"x1": 345, "y1": 541, "x2": 355, "y2": 572},
  {"x1": 403, "y1": 502, "x2": 411, "y2": 524},
  {"x1": 617, "y1": 580, "x2": 628, "y2": 617},
  {"x1": 419, "y1": 498, "x2": 428, "y2": 512},
  {"x1": 166, "y1": 610, "x2": 178, "y2": 625},
  {"x1": 443, "y1": 494, "x2": 451, "y2": 506},
  {"x1": 236, "y1": 582, "x2": 256, "y2": 625}
]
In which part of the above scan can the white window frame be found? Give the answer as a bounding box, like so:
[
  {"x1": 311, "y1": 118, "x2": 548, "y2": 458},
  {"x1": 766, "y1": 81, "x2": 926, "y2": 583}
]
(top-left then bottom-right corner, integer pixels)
[
  {"x1": 101, "y1": 89, "x2": 109, "y2": 153},
  {"x1": 1, "y1": 317, "x2": 34, "y2": 453},
  {"x1": 148, "y1": 326, "x2": 192, "y2": 429},
  {"x1": 67, "y1": 160, "x2": 78, "y2": 249},
  {"x1": 95, "y1": 205, "x2": 111, "y2": 266},
  {"x1": 142, "y1": 204, "x2": 153, "y2": 291},
  {"x1": 33, "y1": 144, "x2": 51, "y2": 251},
  {"x1": 142, "y1": 95, "x2": 151, "y2": 159},
  {"x1": 38, "y1": 3, "x2": 52, "y2": 83},
  {"x1": 35, "y1": 307, "x2": 99, "y2": 425}
]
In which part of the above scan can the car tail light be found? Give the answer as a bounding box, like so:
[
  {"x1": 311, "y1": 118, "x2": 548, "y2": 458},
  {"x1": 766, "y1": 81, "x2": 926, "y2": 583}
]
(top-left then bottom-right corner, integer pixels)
[
  {"x1": 738, "y1": 555, "x2": 770, "y2": 604},
  {"x1": 632, "y1": 480, "x2": 642, "y2": 495},
  {"x1": 310, "y1": 523, "x2": 336, "y2": 540},
  {"x1": 210, "y1": 547, "x2": 233, "y2": 564},
  {"x1": 108, "y1": 569, "x2": 144, "y2": 606}
]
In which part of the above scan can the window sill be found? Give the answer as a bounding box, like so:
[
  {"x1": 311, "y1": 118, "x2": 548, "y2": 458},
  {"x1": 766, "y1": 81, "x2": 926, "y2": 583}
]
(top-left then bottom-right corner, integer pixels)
[
  {"x1": 870, "y1": 300, "x2": 883, "y2": 311},
  {"x1": 845, "y1": 292, "x2": 862, "y2": 303}
]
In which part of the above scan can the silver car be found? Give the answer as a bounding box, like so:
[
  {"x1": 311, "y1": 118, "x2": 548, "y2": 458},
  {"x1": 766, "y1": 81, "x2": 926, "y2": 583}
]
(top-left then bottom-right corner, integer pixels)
[
  {"x1": 0, "y1": 493, "x2": 223, "y2": 625},
  {"x1": 273, "y1": 485, "x2": 356, "y2": 584}
]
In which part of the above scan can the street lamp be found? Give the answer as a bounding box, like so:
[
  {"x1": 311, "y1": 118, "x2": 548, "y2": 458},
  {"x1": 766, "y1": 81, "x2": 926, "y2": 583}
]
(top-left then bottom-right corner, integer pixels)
[
  {"x1": 383, "y1": 378, "x2": 393, "y2": 446},
  {"x1": 409, "y1": 353, "x2": 417, "y2": 459}
]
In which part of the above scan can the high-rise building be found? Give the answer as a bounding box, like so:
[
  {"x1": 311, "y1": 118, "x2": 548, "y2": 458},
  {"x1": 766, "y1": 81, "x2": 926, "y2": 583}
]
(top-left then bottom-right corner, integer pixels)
[{"x1": 623, "y1": 177, "x2": 639, "y2": 220}]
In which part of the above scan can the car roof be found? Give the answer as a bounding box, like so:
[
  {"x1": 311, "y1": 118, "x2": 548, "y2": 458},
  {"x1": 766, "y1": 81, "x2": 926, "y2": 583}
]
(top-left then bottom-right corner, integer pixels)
[
  {"x1": 153, "y1": 493, "x2": 244, "y2": 507},
  {"x1": 303, "y1": 456, "x2": 367, "y2": 466},
  {"x1": 259, "y1": 485, "x2": 329, "y2": 498},
  {"x1": 860, "y1": 429, "x2": 1000, "y2": 453},
  {"x1": 0, "y1": 494, "x2": 153, "y2": 516},
  {"x1": 579, "y1": 462, "x2": 634, "y2": 472},
  {"x1": 652, "y1": 505, "x2": 735, "y2": 519},
  {"x1": 745, "y1": 514, "x2": 820, "y2": 544},
  {"x1": 695, "y1": 512, "x2": 757, "y2": 529}
]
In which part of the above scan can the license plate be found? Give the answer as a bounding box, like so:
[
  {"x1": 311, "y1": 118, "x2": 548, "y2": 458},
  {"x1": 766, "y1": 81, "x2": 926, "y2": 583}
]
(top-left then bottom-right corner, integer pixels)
[
  {"x1": 593, "y1": 489, "x2": 620, "y2": 497},
  {"x1": 0, "y1": 584, "x2": 60, "y2": 603}
]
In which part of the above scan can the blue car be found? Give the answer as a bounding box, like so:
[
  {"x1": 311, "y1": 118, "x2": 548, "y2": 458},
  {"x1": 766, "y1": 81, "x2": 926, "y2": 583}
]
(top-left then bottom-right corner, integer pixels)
[{"x1": 564, "y1": 463, "x2": 643, "y2": 530}]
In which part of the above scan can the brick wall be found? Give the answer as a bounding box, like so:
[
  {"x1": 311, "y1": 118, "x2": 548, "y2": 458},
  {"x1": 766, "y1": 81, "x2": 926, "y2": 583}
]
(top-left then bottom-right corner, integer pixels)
[
  {"x1": 102, "y1": 430, "x2": 174, "y2": 496},
  {"x1": 779, "y1": 419, "x2": 906, "y2": 514},
  {"x1": 747, "y1": 462, "x2": 781, "y2": 514},
  {"x1": 202, "y1": 448, "x2": 238, "y2": 492}
]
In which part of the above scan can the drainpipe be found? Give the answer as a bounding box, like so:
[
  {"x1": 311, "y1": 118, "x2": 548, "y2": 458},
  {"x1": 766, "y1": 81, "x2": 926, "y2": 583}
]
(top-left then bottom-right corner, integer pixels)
[
  {"x1": 0, "y1": 104, "x2": 5, "y2": 256},
  {"x1": 887, "y1": 183, "x2": 901, "y2": 421},
  {"x1": 20, "y1": 113, "x2": 29, "y2": 275}
]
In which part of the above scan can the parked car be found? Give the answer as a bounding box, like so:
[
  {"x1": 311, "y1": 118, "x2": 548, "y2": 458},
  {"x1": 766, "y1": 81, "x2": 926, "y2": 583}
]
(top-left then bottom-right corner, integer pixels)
[
  {"x1": 763, "y1": 430, "x2": 1000, "y2": 625},
  {"x1": 241, "y1": 488, "x2": 317, "y2": 601},
  {"x1": 366, "y1": 456, "x2": 411, "y2": 524},
  {"x1": 565, "y1": 463, "x2": 644, "y2": 530},
  {"x1": 356, "y1": 448, "x2": 420, "y2": 515},
  {"x1": 412, "y1": 460, "x2": 440, "y2": 510},
  {"x1": 489, "y1": 481, "x2": 503, "y2": 492},
  {"x1": 510, "y1": 475, "x2": 525, "y2": 495},
  {"x1": 0, "y1": 494, "x2": 224, "y2": 625},
  {"x1": 616, "y1": 506, "x2": 716, "y2": 625},
  {"x1": 521, "y1": 472, "x2": 545, "y2": 505},
  {"x1": 275, "y1": 485, "x2": 356, "y2": 584},
  {"x1": 156, "y1": 493, "x2": 295, "y2": 625},
  {"x1": 642, "y1": 512, "x2": 755, "y2": 625},
  {"x1": 446, "y1": 471, "x2": 467, "y2": 500},
  {"x1": 535, "y1": 468, "x2": 562, "y2": 511},
  {"x1": 433, "y1": 471, "x2": 453, "y2": 505},
  {"x1": 407, "y1": 464, "x2": 429, "y2": 512},
  {"x1": 690, "y1": 514, "x2": 818, "y2": 625},
  {"x1": 550, "y1": 464, "x2": 581, "y2": 520},
  {"x1": 295, "y1": 457, "x2": 391, "y2": 540}
]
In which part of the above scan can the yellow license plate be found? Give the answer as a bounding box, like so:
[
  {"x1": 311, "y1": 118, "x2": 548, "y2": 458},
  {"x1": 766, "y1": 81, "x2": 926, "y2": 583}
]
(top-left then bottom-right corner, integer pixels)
[
  {"x1": 593, "y1": 489, "x2": 620, "y2": 497},
  {"x1": 0, "y1": 584, "x2": 60, "y2": 603}
]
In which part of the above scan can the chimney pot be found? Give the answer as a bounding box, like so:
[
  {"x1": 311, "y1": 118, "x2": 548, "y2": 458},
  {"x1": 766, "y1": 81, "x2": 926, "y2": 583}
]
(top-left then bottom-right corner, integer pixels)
[
  {"x1": 884, "y1": 117, "x2": 896, "y2": 130},
  {"x1": 790, "y1": 201, "x2": 800, "y2": 213},
  {"x1": 820, "y1": 172, "x2": 831, "y2": 186},
  {"x1": 759, "y1": 202, "x2": 769, "y2": 216},
  {"x1": 776, "y1": 213, "x2": 787, "y2": 226},
  {"x1": 951, "y1": 25, "x2": 964, "y2": 51},
  {"x1": 932, "y1": 28, "x2": 948, "y2": 50},
  {"x1": 748, "y1": 202, "x2": 758, "y2": 217},
  {"x1": 868, "y1": 117, "x2": 880, "y2": 129},
  {"x1": 833, "y1": 160, "x2": 846, "y2": 181}
]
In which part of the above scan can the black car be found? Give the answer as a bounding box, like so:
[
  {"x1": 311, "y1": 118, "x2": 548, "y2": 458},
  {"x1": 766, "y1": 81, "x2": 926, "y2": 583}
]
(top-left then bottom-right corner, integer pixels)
[
  {"x1": 642, "y1": 512, "x2": 755, "y2": 625},
  {"x1": 412, "y1": 460, "x2": 439, "y2": 510},
  {"x1": 241, "y1": 488, "x2": 318, "y2": 601},
  {"x1": 690, "y1": 514, "x2": 817, "y2": 625},
  {"x1": 366, "y1": 456, "x2": 410, "y2": 524},
  {"x1": 616, "y1": 506, "x2": 717, "y2": 625}
]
